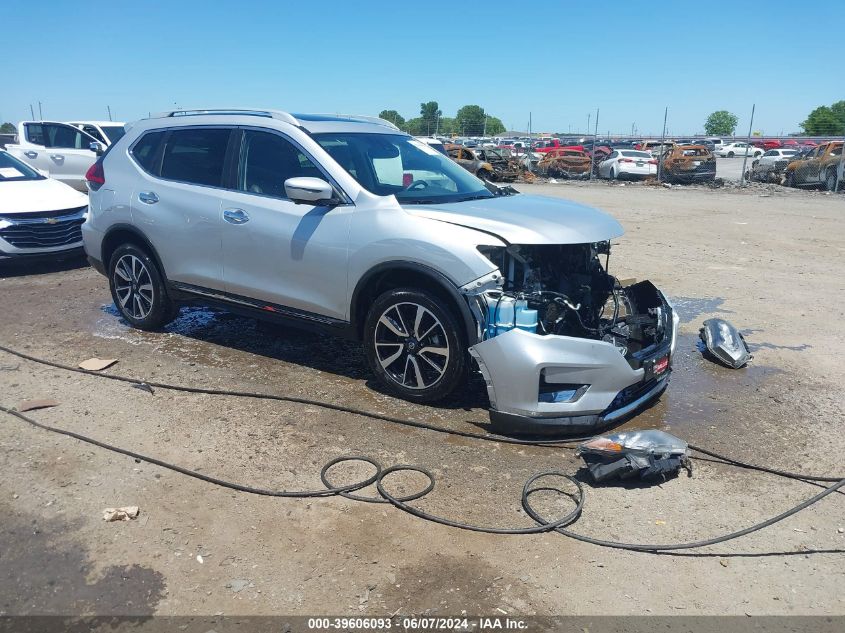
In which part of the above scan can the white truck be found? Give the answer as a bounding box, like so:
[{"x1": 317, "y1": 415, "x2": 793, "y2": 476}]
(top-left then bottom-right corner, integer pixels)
[
  {"x1": 4, "y1": 121, "x2": 103, "y2": 191},
  {"x1": 68, "y1": 120, "x2": 126, "y2": 146}
]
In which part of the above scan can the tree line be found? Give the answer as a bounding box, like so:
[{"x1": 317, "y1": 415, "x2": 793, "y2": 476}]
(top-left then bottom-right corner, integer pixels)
[{"x1": 379, "y1": 102, "x2": 505, "y2": 137}]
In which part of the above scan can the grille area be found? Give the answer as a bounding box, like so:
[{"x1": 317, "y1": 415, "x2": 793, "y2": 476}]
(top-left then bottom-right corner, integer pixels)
[{"x1": 0, "y1": 209, "x2": 86, "y2": 249}]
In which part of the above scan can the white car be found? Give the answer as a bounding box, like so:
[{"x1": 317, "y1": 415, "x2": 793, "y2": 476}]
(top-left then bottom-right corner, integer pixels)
[
  {"x1": 705, "y1": 137, "x2": 726, "y2": 151},
  {"x1": 68, "y1": 121, "x2": 127, "y2": 146},
  {"x1": 0, "y1": 150, "x2": 89, "y2": 261},
  {"x1": 716, "y1": 142, "x2": 763, "y2": 158},
  {"x1": 4, "y1": 121, "x2": 101, "y2": 191},
  {"x1": 756, "y1": 148, "x2": 799, "y2": 166},
  {"x1": 598, "y1": 149, "x2": 657, "y2": 179}
]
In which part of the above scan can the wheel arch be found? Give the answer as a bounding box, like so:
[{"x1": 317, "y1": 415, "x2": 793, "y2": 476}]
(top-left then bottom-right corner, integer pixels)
[
  {"x1": 350, "y1": 262, "x2": 478, "y2": 345},
  {"x1": 101, "y1": 224, "x2": 167, "y2": 280}
]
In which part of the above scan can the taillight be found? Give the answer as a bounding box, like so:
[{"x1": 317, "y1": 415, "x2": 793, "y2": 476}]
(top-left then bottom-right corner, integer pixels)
[
  {"x1": 619, "y1": 158, "x2": 634, "y2": 163},
  {"x1": 85, "y1": 161, "x2": 105, "y2": 191},
  {"x1": 648, "y1": 159, "x2": 657, "y2": 164}
]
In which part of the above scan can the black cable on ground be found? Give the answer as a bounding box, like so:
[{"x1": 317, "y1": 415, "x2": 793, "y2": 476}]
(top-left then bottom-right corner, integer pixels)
[
  {"x1": 1, "y1": 344, "x2": 843, "y2": 552},
  {"x1": 0, "y1": 344, "x2": 585, "y2": 447},
  {"x1": 0, "y1": 404, "x2": 380, "y2": 499},
  {"x1": 1, "y1": 343, "x2": 841, "y2": 482},
  {"x1": 3, "y1": 403, "x2": 842, "y2": 551}
]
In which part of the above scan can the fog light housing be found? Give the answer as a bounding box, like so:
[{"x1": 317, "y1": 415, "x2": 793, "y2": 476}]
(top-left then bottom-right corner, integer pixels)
[{"x1": 538, "y1": 373, "x2": 589, "y2": 404}]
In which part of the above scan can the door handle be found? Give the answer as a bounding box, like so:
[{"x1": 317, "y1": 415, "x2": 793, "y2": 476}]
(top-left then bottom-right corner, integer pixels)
[
  {"x1": 138, "y1": 191, "x2": 159, "y2": 204},
  {"x1": 24, "y1": 151, "x2": 38, "y2": 159},
  {"x1": 50, "y1": 154, "x2": 64, "y2": 160},
  {"x1": 223, "y1": 208, "x2": 249, "y2": 224}
]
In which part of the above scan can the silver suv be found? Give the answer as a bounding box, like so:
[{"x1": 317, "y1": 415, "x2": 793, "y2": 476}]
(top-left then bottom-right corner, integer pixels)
[{"x1": 82, "y1": 109, "x2": 678, "y2": 433}]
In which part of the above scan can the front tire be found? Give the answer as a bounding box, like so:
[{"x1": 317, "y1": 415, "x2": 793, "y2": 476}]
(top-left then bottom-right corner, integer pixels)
[
  {"x1": 728, "y1": 151, "x2": 735, "y2": 158},
  {"x1": 108, "y1": 244, "x2": 176, "y2": 331},
  {"x1": 363, "y1": 288, "x2": 466, "y2": 403}
]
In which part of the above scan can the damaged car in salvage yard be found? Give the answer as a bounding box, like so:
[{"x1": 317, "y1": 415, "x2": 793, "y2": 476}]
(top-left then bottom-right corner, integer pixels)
[
  {"x1": 81, "y1": 109, "x2": 678, "y2": 434},
  {"x1": 659, "y1": 144, "x2": 717, "y2": 184}
]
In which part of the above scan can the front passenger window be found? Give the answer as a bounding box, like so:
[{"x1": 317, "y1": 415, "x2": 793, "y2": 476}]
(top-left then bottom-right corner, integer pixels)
[{"x1": 238, "y1": 131, "x2": 321, "y2": 198}]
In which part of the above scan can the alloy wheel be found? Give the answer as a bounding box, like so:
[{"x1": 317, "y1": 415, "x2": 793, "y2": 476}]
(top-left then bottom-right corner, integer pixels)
[
  {"x1": 113, "y1": 254, "x2": 154, "y2": 320},
  {"x1": 374, "y1": 302, "x2": 450, "y2": 390}
]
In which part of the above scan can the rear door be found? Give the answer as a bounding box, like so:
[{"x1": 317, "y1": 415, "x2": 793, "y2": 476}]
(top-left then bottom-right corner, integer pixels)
[
  {"x1": 39, "y1": 123, "x2": 98, "y2": 189},
  {"x1": 129, "y1": 126, "x2": 232, "y2": 289},
  {"x1": 219, "y1": 128, "x2": 352, "y2": 319}
]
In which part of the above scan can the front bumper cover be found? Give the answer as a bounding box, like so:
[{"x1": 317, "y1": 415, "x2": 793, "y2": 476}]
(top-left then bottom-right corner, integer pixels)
[{"x1": 469, "y1": 285, "x2": 679, "y2": 435}]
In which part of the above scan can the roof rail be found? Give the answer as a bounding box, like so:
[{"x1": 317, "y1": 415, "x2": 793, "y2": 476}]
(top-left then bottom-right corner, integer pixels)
[
  {"x1": 148, "y1": 108, "x2": 299, "y2": 125},
  {"x1": 305, "y1": 113, "x2": 400, "y2": 131}
]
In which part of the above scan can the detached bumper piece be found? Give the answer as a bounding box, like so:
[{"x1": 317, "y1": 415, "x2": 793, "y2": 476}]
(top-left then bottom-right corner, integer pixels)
[
  {"x1": 577, "y1": 430, "x2": 691, "y2": 483},
  {"x1": 699, "y1": 318, "x2": 752, "y2": 369}
]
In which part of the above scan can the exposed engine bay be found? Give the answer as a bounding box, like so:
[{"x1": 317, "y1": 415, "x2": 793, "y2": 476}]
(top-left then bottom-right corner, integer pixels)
[{"x1": 476, "y1": 243, "x2": 667, "y2": 358}]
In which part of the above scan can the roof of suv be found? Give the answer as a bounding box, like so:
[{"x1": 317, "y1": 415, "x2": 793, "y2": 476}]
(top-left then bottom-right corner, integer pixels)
[{"x1": 139, "y1": 109, "x2": 402, "y2": 135}]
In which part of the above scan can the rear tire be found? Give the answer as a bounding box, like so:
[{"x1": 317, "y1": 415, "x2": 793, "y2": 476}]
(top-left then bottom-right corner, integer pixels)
[
  {"x1": 363, "y1": 288, "x2": 466, "y2": 403},
  {"x1": 728, "y1": 151, "x2": 735, "y2": 158},
  {"x1": 108, "y1": 244, "x2": 176, "y2": 331},
  {"x1": 610, "y1": 166, "x2": 618, "y2": 180},
  {"x1": 824, "y1": 168, "x2": 837, "y2": 192}
]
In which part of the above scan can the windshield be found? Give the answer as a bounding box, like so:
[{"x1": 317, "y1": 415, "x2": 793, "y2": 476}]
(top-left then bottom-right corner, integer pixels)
[
  {"x1": 314, "y1": 133, "x2": 493, "y2": 204},
  {"x1": 102, "y1": 126, "x2": 126, "y2": 143},
  {"x1": 0, "y1": 151, "x2": 43, "y2": 182}
]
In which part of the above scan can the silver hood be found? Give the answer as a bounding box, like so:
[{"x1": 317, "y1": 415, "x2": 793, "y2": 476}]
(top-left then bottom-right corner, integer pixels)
[{"x1": 401, "y1": 194, "x2": 624, "y2": 245}]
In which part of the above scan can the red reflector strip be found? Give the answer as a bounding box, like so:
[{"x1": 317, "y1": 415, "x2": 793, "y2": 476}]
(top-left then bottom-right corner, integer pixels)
[
  {"x1": 654, "y1": 356, "x2": 669, "y2": 375},
  {"x1": 262, "y1": 306, "x2": 277, "y2": 312}
]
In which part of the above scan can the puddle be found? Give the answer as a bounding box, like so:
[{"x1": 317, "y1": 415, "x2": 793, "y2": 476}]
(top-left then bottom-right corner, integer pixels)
[
  {"x1": 669, "y1": 296, "x2": 733, "y2": 324},
  {"x1": 93, "y1": 303, "x2": 368, "y2": 379},
  {"x1": 614, "y1": 332, "x2": 783, "y2": 434},
  {"x1": 0, "y1": 507, "x2": 166, "y2": 615}
]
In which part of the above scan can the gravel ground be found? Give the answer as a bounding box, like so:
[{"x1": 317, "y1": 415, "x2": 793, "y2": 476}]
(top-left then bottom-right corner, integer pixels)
[{"x1": 0, "y1": 182, "x2": 843, "y2": 617}]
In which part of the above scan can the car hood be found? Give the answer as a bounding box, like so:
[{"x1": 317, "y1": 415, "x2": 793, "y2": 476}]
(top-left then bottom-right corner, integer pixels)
[
  {"x1": 0, "y1": 178, "x2": 88, "y2": 214},
  {"x1": 401, "y1": 194, "x2": 624, "y2": 245}
]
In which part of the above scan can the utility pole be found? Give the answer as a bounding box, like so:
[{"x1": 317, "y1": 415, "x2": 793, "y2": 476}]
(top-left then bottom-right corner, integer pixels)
[
  {"x1": 740, "y1": 104, "x2": 756, "y2": 187},
  {"x1": 107, "y1": 105, "x2": 113, "y2": 122},
  {"x1": 38, "y1": 101, "x2": 43, "y2": 120},
  {"x1": 658, "y1": 106, "x2": 668, "y2": 183},
  {"x1": 835, "y1": 133, "x2": 845, "y2": 192},
  {"x1": 590, "y1": 108, "x2": 599, "y2": 181},
  {"x1": 29, "y1": 104, "x2": 35, "y2": 119},
  {"x1": 587, "y1": 113, "x2": 591, "y2": 137},
  {"x1": 483, "y1": 115, "x2": 488, "y2": 137}
]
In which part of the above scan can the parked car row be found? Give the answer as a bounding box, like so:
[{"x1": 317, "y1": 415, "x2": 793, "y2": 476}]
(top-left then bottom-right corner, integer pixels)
[{"x1": 3, "y1": 120, "x2": 125, "y2": 191}]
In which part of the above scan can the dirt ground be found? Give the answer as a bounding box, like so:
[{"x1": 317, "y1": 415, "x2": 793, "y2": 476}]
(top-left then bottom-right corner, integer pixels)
[{"x1": 1, "y1": 182, "x2": 844, "y2": 618}]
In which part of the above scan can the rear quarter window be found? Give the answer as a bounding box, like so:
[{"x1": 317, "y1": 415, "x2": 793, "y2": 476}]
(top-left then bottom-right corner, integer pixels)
[{"x1": 130, "y1": 131, "x2": 166, "y2": 175}]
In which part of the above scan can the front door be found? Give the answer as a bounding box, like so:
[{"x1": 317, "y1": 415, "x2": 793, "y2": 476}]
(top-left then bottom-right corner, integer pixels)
[{"x1": 220, "y1": 129, "x2": 352, "y2": 321}]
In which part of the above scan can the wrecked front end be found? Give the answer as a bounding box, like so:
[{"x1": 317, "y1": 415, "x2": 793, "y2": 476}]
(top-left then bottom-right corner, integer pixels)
[{"x1": 465, "y1": 243, "x2": 678, "y2": 435}]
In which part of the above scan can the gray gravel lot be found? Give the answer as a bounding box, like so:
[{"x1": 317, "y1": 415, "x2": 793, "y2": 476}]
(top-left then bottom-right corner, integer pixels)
[{"x1": 0, "y1": 182, "x2": 843, "y2": 617}]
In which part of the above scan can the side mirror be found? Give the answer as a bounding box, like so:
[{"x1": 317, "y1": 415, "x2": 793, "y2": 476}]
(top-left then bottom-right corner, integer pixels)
[
  {"x1": 89, "y1": 141, "x2": 105, "y2": 156},
  {"x1": 284, "y1": 177, "x2": 337, "y2": 205}
]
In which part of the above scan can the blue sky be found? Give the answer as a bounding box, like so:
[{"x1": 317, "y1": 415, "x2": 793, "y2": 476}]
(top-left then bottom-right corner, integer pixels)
[{"x1": 2, "y1": 0, "x2": 842, "y2": 136}]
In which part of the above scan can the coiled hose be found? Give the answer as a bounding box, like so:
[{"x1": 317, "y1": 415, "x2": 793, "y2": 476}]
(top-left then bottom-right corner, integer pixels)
[{"x1": 1, "y1": 344, "x2": 842, "y2": 552}]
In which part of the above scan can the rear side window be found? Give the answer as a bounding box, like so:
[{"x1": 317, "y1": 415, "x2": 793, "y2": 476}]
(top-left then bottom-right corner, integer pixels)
[
  {"x1": 238, "y1": 130, "x2": 322, "y2": 198},
  {"x1": 131, "y1": 131, "x2": 166, "y2": 175},
  {"x1": 160, "y1": 128, "x2": 230, "y2": 187}
]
